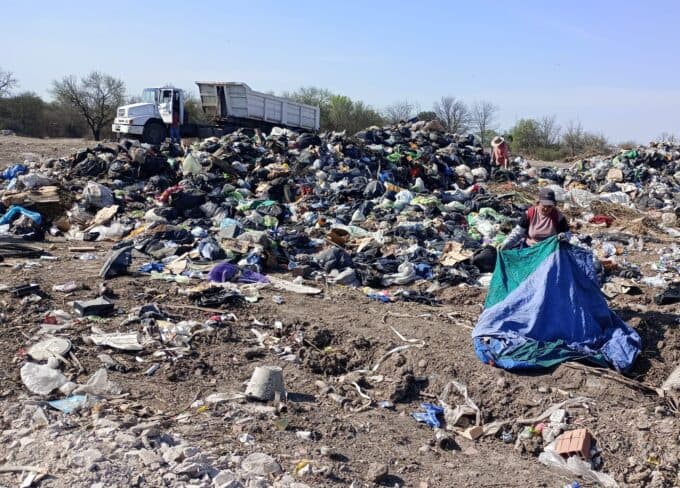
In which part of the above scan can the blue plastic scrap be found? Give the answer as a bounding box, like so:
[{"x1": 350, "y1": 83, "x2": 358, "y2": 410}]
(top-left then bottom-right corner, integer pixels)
[
  {"x1": 0, "y1": 205, "x2": 42, "y2": 225},
  {"x1": 411, "y1": 402, "x2": 444, "y2": 428},
  {"x1": 1, "y1": 164, "x2": 28, "y2": 180},
  {"x1": 139, "y1": 262, "x2": 165, "y2": 273},
  {"x1": 47, "y1": 395, "x2": 88, "y2": 414}
]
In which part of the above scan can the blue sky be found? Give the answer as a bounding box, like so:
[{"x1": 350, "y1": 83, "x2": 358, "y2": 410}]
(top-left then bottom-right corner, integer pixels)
[{"x1": 2, "y1": 0, "x2": 679, "y2": 142}]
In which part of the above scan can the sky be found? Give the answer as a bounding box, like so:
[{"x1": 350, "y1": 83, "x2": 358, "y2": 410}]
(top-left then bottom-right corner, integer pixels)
[{"x1": 2, "y1": 0, "x2": 680, "y2": 142}]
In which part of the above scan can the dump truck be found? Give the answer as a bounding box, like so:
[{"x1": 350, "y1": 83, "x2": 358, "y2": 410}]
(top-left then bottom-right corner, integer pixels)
[{"x1": 112, "y1": 82, "x2": 320, "y2": 145}]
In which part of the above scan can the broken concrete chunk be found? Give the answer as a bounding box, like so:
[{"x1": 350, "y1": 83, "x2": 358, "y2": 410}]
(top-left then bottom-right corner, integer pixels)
[
  {"x1": 241, "y1": 452, "x2": 282, "y2": 476},
  {"x1": 213, "y1": 471, "x2": 244, "y2": 488},
  {"x1": 366, "y1": 462, "x2": 389, "y2": 483}
]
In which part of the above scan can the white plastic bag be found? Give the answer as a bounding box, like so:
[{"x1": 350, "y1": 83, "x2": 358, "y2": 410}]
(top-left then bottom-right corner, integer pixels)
[
  {"x1": 661, "y1": 366, "x2": 680, "y2": 391},
  {"x1": 89, "y1": 222, "x2": 132, "y2": 241},
  {"x1": 181, "y1": 152, "x2": 202, "y2": 176},
  {"x1": 83, "y1": 182, "x2": 114, "y2": 209},
  {"x1": 73, "y1": 368, "x2": 121, "y2": 396}
]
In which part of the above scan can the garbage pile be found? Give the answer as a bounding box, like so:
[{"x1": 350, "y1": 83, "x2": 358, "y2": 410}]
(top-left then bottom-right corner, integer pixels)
[
  {"x1": 0, "y1": 126, "x2": 675, "y2": 294},
  {"x1": 0, "y1": 124, "x2": 677, "y2": 335}
]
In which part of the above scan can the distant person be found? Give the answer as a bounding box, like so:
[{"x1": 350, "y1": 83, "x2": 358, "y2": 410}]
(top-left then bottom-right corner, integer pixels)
[
  {"x1": 500, "y1": 187, "x2": 569, "y2": 250},
  {"x1": 491, "y1": 136, "x2": 510, "y2": 169},
  {"x1": 169, "y1": 108, "x2": 181, "y2": 144}
]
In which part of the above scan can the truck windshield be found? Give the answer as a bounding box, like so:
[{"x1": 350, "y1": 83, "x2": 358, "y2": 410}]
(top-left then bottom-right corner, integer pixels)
[{"x1": 142, "y1": 89, "x2": 158, "y2": 104}]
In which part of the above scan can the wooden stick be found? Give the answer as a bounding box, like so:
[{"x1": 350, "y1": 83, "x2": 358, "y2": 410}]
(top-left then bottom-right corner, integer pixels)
[
  {"x1": 163, "y1": 304, "x2": 234, "y2": 315},
  {"x1": 562, "y1": 362, "x2": 658, "y2": 395},
  {"x1": 0, "y1": 465, "x2": 47, "y2": 474}
]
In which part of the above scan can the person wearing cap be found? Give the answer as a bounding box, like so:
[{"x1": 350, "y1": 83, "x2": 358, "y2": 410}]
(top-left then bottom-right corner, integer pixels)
[
  {"x1": 491, "y1": 136, "x2": 510, "y2": 169},
  {"x1": 499, "y1": 187, "x2": 569, "y2": 250}
]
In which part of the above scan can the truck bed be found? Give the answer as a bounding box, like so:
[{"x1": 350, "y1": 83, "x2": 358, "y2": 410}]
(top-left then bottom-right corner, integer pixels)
[{"x1": 196, "y1": 82, "x2": 319, "y2": 131}]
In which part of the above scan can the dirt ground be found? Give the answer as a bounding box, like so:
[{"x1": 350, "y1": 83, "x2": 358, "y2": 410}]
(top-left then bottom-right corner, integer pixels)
[
  {"x1": 0, "y1": 135, "x2": 90, "y2": 168},
  {"x1": 0, "y1": 136, "x2": 678, "y2": 488}
]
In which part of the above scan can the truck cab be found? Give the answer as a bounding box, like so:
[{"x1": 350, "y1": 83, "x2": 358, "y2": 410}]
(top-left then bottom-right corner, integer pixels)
[{"x1": 112, "y1": 86, "x2": 185, "y2": 145}]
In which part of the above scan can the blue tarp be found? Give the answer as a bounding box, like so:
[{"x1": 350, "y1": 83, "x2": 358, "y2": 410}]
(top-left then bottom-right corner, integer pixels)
[{"x1": 472, "y1": 238, "x2": 641, "y2": 372}]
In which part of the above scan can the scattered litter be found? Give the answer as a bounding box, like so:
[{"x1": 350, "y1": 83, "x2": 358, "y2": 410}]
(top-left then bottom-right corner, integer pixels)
[
  {"x1": 46, "y1": 395, "x2": 89, "y2": 414},
  {"x1": 26, "y1": 337, "x2": 71, "y2": 361},
  {"x1": 74, "y1": 297, "x2": 114, "y2": 317},
  {"x1": 20, "y1": 363, "x2": 68, "y2": 396},
  {"x1": 88, "y1": 331, "x2": 144, "y2": 351},
  {"x1": 245, "y1": 365, "x2": 285, "y2": 401}
]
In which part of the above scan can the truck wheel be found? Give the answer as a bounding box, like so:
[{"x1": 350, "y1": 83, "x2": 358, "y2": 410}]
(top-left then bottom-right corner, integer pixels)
[{"x1": 143, "y1": 122, "x2": 166, "y2": 145}]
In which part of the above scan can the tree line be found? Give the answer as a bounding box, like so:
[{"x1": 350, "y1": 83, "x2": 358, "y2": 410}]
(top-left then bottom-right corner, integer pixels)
[{"x1": 0, "y1": 66, "x2": 669, "y2": 160}]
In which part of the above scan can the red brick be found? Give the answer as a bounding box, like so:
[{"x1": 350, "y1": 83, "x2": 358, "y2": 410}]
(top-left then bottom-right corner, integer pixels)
[{"x1": 554, "y1": 428, "x2": 592, "y2": 460}]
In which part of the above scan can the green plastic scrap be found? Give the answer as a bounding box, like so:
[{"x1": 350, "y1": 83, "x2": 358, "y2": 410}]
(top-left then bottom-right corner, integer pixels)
[
  {"x1": 263, "y1": 215, "x2": 279, "y2": 229},
  {"x1": 468, "y1": 229, "x2": 482, "y2": 240},
  {"x1": 411, "y1": 195, "x2": 440, "y2": 206},
  {"x1": 478, "y1": 207, "x2": 506, "y2": 222}
]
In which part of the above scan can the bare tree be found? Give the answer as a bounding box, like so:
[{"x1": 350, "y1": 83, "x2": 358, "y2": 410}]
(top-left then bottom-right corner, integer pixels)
[
  {"x1": 0, "y1": 67, "x2": 18, "y2": 97},
  {"x1": 383, "y1": 100, "x2": 415, "y2": 124},
  {"x1": 659, "y1": 132, "x2": 677, "y2": 143},
  {"x1": 433, "y1": 96, "x2": 470, "y2": 134},
  {"x1": 470, "y1": 100, "x2": 498, "y2": 145},
  {"x1": 51, "y1": 71, "x2": 126, "y2": 141},
  {"x1": 562, "y1": 120, "x2": 584, "y2": 156},
  {"x1": 536, "y1": 115, "x2": 561, "y2": 147}
]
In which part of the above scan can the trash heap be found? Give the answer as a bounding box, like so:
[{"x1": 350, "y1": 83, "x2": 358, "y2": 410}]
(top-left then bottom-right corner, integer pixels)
[{"x1": 0, "y1": 123, "x2": 677, "y2": 298}]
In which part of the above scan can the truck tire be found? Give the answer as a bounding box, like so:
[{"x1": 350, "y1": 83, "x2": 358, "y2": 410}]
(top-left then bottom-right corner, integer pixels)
[{"x1": 143, "y1": 121, "x2": 166, "y2": 145}]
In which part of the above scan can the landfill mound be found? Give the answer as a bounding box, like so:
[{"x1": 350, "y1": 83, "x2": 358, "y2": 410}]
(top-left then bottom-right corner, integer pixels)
[{"x1": 0, "y1": 126, "x2": 678, "y2": 488}]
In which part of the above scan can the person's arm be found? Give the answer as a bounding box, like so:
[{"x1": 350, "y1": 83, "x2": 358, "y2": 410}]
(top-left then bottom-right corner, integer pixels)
[
  {"x1": 500, "y1": 225, "x2": 526, "y2": 250},
  {"x1": 500, "y1": 213, "x2": 530, "y2": 250},
  {"x1": 556, "y1": 214, "x2": 569, "y2": 233}
]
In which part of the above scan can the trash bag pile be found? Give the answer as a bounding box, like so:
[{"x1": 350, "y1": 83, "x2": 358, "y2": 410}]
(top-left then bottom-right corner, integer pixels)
[{"x1": 0, "y1": 123, "x2": 677, "y2": 304}]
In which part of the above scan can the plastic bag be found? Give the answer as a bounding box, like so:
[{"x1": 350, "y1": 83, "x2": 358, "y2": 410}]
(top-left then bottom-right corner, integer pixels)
[
  {"x1": 0, "y1": 164, "x2": 28, "y2": 179},
  {"x1": 182, "y1": 152, "x2": 202, "y2": 176},
  {"x1": 600, "y1": 191, "x2": 631, "y2": 205},
  {"x1": 538, "y1": 449, "x2": 618, "y2": 488},
  {"x1": 382, "y1": 261, "x2": 416, "y2": 286},
  {"x1": 73, "y1": 368, "x2": 122, "y2": 396},
  {"x1": 83, "y1": 181, "x2": 114, "y2": 209},
  {"x1": 394, "y1": 190, "x2": 414, "y2": 210},
  {"x1": 474, "y1": 219, "x2": 497, "y2": 240},
  {"x1": 568, "y1": 189, "x2": 598, "y2": 208},
  {"x1": 18, "y1": 173, "x2": 53, "y2": 190},
  {"x1": 89, "y1": 222, "x2": 132, "y2": 241},
  {"x1": 661, "y1": 366, "x2": 680, "y2": 391}
]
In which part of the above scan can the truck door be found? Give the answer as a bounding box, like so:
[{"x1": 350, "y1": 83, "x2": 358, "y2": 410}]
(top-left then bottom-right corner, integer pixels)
[{"x1": 159, "y1": 89, "x2": 173, "y2": 125}]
